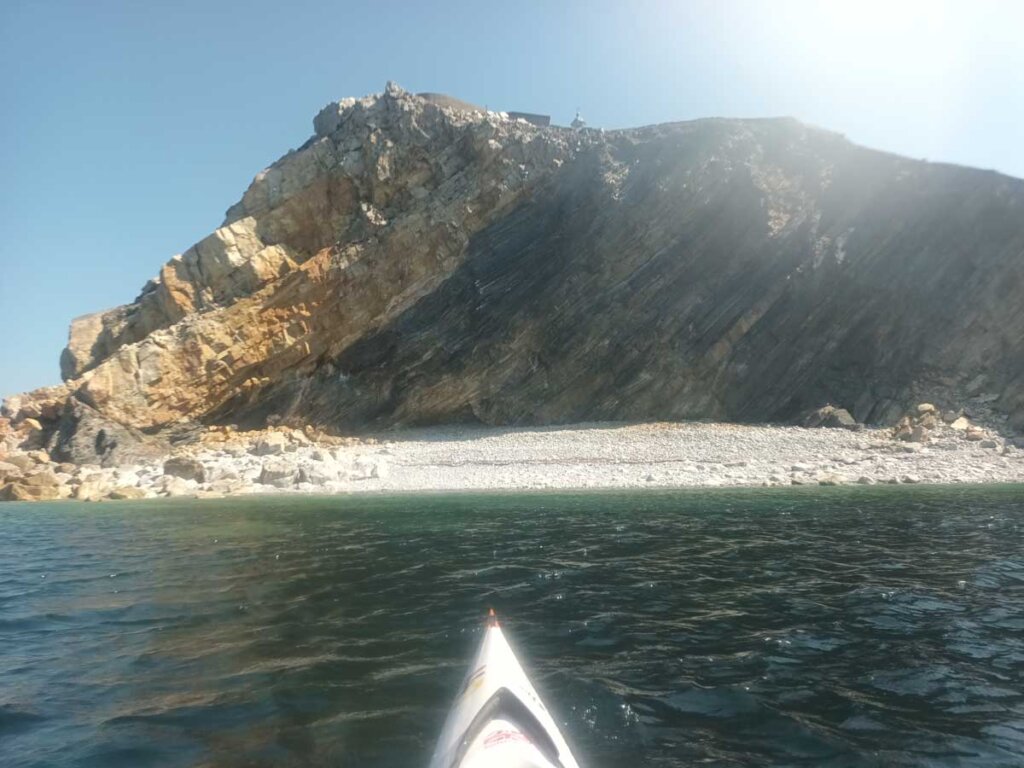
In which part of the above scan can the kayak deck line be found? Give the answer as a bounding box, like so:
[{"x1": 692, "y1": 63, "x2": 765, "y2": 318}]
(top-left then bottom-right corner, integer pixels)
[
  {"x1": 429, "y1": 611, "x2": 582, "y2": 768},
  {"x1": 450, "y1": 687, "x2": 565, "y2": 767}
]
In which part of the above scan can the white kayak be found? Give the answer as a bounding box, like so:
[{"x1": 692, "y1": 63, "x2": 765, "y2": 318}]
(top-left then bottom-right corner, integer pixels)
[{"x1": 429, "y1": 610, "x2": 582, "y2": 768}]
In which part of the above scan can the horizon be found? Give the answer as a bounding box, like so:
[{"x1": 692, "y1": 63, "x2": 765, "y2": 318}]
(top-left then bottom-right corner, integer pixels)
[{"x1": 2, "y1": 0, "x2": 1023, "y2": 398}]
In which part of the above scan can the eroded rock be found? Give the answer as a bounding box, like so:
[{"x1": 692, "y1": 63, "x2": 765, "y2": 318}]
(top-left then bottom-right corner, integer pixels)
[
  {"x1": 252, "y1": 433, "x2": 289, "y2": 456},
  {"x1": 803, "y1": 406, "x2": 861, "y2": 431},
  {"x1": 0, "y1": 467, "x2": 68, "y2": 501},
  {"x1": 109, "y1": 487, "x2": 146, "y2": 500},
  {"x1": 259, "y1": 459, "x2": 297, "y2": 488},
  {"x1": 75, "y1": 474, "x2": 114, "y2": 501},
  {"x1": 163, "y1": 456, "x2": 206, "y2": 483},
  {"x1": 0, "y1": 482, "x2": 63, "y2": 501}
]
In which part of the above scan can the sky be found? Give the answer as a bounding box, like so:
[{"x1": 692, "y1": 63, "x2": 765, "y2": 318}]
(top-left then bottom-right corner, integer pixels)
[{"x1": 1, "y1": 0, "x2": 1022, "y2": 398}]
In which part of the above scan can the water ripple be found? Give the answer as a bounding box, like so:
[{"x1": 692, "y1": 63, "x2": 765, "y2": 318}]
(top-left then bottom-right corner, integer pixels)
[{"x1": 0, "y1": 486, "x2": 1023, "y2": 766}]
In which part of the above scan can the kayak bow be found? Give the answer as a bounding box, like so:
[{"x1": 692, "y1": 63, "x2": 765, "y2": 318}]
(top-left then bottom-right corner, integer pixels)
[{"x1": 429, "y1": 610, "x2": 581, "y2": 768}]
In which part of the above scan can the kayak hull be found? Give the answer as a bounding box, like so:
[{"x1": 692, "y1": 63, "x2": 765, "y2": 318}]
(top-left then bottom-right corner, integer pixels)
[{"x1": 429, "y1": 613, "x2": 581, "y2": 768}]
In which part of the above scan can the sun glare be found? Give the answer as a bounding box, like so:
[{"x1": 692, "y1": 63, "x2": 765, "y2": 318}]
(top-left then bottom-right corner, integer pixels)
[{"x1": 769, "y1": 0, "x2": 963, "y2": 79}]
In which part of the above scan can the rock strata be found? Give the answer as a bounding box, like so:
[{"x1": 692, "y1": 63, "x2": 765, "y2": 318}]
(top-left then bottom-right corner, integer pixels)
[{"x1": 3, "y1": 82, "x2": 1024, "y2": 464}]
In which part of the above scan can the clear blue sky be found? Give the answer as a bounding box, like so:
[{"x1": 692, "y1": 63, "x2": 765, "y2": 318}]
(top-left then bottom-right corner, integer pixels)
[{"x1": 2, "y1": 0, "x2": 1022, "y2": 398}]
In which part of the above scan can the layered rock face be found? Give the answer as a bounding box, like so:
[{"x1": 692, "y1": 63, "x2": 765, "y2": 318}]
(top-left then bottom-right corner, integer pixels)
[{"x1": 5, "y1": 82, "x2": 1024, "y2": 463}]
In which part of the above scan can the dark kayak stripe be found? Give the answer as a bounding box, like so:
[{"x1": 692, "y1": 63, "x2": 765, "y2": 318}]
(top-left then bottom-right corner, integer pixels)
[{"x1": 449, "y1": 687, "x2": 563, "y2": 768}]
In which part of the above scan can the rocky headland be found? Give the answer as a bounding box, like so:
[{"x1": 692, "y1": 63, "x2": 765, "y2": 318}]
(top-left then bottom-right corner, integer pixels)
[{"x1": 2, "y1": 82, "x2": 1024, "y2": 500}]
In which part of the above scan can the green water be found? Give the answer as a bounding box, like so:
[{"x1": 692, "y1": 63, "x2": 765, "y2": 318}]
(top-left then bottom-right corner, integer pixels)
[{"x1": 2, "y1": 485, "x2": 1024, "y2": 766}]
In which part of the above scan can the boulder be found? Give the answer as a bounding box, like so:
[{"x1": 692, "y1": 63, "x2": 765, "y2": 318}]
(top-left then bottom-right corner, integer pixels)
[
  {"x1": 950, "y1": 417, "x2": 970, "y2": 431},
  {"x1": 4, "y1": 454, "x2": 35, "y2": 472},
  {"x1": 297, "y1": 465, "x2": 338, "y2": 485},
  {"x1": 109, "y1": 486, "x2": 146, "y2": 500},
  {"x1": 817, "y1": 474, "x2": 847, "y2": 486},
  {"x1": 75, "y1": 475, "x2": 114, "y2": 501},
  {"x1": 288, "y1": 429, "x2": 312, "y2": 446},
  {"x1": 1, "y1": 482, "x2": 63, "y2": 501},
  {"x1": 965, "y1": 427, "x2": 985, "y2": 442},
  {"x1": 206, "y1": 465, "x2": 241, "y2": 483},
  {"x1": 158, "y1": 476, "x2": 197, "y2": 497},
  {"x1": 259, "y1": 459, "x2": 297, "y2": 487},
  {"x1": 803, "y1": 405, "x2": 860, "y2": 430},
  {"x1": 0, "y1": 469, "x2": 66, "y2": 501},
  {"x1": 0, "y1": 460, "x2": 23, "y2": 482},
  {"x1": 20, "y1": 466, "x2": 55, "y2": 483},
  {"x1": 351, "y1": 458, "x2": 383, "y2": 480},
  {"x1": 163, "y1": 456, "x2": 206, "y2": 482},
  {"x1": 252, "y1": 433, "x2": 289, "y2": 456},
  {"x1": 16, "y1": 418, "x2": 46, "y2": 447},
  {"x1": 916, "y1": 403, "x2": 936, "y2": 414},
  {"x1": 21, "y1": 469, "x2": 61, "y2": 488},
  {"x1": 207, "y1": 479, "x2": 246, "y2": 495}
]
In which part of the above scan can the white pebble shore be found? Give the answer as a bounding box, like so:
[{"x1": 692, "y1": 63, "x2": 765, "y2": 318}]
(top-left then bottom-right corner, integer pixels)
[{"x1": 184, "y1": 421, "x2": 1024, "y2": 496}]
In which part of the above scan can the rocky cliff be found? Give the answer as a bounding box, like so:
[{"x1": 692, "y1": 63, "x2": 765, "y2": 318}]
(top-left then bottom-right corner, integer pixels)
[{"x1": 5, "y1": 82, "x2": 1024, "y2": 464}]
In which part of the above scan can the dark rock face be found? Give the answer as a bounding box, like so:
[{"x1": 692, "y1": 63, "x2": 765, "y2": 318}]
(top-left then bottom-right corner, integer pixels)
[
  {"x1": 248, "y1": 116, "x2": 1024, "y2": 430},
  {"x1": 48, "y1": 400, "x2": 165, "y2": 467},
  {"x1": 12, "y1": 85, "x2": 1024, "y2": 445}
]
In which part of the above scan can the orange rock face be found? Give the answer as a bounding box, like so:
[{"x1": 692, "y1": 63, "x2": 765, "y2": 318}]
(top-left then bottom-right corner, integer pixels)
[{"x1": 50, "y1": 83, "x2": 574, "y2": 437}]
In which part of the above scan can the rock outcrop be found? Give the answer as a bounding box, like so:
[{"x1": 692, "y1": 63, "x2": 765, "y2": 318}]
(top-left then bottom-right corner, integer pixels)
[{"x1": 5, "y1": 81, "x2": 1024, "y2": 461}]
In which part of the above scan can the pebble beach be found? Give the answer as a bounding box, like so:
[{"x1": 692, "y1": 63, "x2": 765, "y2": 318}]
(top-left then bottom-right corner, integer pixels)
[{"x1": 5, "y1": 416, "x2": 1022, "y2": 502}]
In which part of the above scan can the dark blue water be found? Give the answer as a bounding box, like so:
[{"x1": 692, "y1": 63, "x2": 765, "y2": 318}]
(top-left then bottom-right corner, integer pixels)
[{"x1": 2, "y1": 485, "x2": 1023, "y2": 767}]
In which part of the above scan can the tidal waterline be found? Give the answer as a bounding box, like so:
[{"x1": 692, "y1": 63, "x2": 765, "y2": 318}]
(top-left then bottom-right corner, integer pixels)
[{"x1": 2, "y1": 485, "x2": 1023, "y2": 767}]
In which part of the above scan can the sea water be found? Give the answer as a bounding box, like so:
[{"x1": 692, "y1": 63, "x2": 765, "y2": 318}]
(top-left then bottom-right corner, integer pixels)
[{"x1": 2, "y1": 485, "x2": 1023, "y2": 767}]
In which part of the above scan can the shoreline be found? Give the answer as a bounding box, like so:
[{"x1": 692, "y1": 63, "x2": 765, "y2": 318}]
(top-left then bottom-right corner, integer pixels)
[
  {"x1": 3, "y1": 415, "x2": 1023, "y2": 502},
  {"x1": 6, "y1": 479, "x2": 1024, "y2": 505},
  {"x1": 115, "y1": 480, "x2": 1024, "y2": 502}
]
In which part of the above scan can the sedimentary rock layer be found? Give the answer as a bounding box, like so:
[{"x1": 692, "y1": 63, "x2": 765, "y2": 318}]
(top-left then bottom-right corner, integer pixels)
[{"x1": 5, "y1": 82, "x2": 1024, "y2": 462}]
